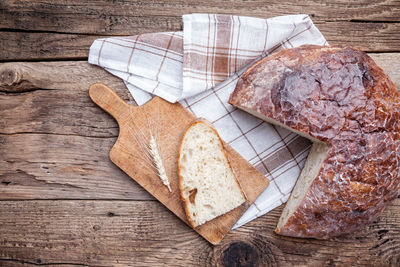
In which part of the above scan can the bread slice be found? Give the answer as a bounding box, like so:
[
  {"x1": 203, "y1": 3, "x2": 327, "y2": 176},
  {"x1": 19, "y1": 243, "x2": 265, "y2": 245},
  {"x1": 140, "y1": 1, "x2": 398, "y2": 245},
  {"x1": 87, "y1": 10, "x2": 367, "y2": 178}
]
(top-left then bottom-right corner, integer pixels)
[{"x1": 178, "y1": 120, "x2": 246, "y2": 228}]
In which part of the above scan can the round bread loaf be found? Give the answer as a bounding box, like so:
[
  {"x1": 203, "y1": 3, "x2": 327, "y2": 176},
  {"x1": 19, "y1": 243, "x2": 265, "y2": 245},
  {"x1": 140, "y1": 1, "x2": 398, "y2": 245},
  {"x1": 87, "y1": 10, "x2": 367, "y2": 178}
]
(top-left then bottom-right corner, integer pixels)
[{"x1": 229, "y1": 45, "x2": 400, "y2": 239}]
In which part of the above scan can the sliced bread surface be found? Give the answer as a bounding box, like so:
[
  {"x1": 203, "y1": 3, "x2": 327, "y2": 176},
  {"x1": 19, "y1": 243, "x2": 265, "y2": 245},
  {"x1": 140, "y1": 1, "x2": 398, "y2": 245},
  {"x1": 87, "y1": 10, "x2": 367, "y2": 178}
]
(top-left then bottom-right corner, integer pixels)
[{"x1": 178, "y1": 120, "x2": 246, "y2": 228}]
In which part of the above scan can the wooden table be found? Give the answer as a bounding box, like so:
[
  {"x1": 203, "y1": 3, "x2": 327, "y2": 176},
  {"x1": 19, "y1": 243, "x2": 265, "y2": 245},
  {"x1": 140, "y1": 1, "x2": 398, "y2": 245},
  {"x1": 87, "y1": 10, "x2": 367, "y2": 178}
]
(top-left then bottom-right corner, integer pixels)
[{"x1": 1, "y1": 1, "x2": 400, "y2": 266}]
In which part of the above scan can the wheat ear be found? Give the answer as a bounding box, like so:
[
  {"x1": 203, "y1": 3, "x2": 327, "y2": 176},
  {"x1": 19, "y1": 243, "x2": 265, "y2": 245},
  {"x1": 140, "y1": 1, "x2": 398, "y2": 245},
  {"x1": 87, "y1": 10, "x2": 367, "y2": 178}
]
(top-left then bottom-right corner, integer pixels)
[
  {"x1": 148, "y1": 133, "x2": 171, "y2": 192},
  {"x1": 127, "y1": 102, "x2": 172, "y2": 192}
]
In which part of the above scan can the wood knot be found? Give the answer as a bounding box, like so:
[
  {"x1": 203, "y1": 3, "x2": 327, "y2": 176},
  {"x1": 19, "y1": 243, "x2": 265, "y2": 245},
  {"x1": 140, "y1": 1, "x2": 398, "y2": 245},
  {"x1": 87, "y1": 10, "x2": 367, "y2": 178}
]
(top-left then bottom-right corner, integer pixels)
[
  {"x1": 223, "y1": 242, "x2": 259, "y2": 267},
  {"x1": 0, "y1": 68, "x2": 20, "y2": 87},
  {"x1": 0, "y1": 64, "x2": 41, "y2": 92}
]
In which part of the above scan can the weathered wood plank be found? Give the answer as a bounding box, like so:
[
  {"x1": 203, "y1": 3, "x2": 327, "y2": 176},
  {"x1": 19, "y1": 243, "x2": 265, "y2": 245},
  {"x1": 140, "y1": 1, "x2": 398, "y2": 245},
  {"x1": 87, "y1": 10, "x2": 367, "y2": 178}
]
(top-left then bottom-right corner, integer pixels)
[
  {"x1": 0, "y1": 62, "x2": 153, "y2": 200},
  {"x1": 0, "y1": 199, "x2": 399, "y2": 266},
  {"x1": 1, "y1": 0, "x2": 399, "y2": 34},
  {"x1": 0, "y1": 133, "x2": 153, "y2": 200},
  {"x1": 1, "y1": 1, "x2": 399, "y2": 265},
  {"x1": 0, "y1": 53, "x2": 399, "y2": 200},
  {"x1": 2, "y1": 20, "x2": 400, "y2": 61},
  {"x1": 319, "y1": 21, "x2": 400, "y2": 52},
  {"x1": 0, "y1": 32, "x2": 103, "y2": 61},
  {"x1": 0, "y1": 0, "x2": 400, "y2": 60},
  {"x1": 0, "y1": 61, "x2": 134, "y2": 136},
  {"x1": 0, "y1": 62, "x2": 132, "y2": 200}
]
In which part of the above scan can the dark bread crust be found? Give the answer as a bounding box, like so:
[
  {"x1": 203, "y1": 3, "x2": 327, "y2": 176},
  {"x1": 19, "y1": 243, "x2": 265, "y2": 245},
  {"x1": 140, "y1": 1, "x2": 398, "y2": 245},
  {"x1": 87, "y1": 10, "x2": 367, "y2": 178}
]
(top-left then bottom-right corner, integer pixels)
[{"x1": 229, "y1": 45, "x2": 400, "y2": 238}]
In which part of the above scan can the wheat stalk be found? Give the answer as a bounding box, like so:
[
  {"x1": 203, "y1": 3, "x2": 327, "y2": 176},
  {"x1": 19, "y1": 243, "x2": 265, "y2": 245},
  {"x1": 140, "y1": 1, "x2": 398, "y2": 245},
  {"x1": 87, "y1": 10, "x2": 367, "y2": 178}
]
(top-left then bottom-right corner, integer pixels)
[
  {"x1": 125, "y1": 100, "x2": 172, "y2": 192},
  {"x1": 148, "y1": 133, "x2": 171, "y2": 192}
]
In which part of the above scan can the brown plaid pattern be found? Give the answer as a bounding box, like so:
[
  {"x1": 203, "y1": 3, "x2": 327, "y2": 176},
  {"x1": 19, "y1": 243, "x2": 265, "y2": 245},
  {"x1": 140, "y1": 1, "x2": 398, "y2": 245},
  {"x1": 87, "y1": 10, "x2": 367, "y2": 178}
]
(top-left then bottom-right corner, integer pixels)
[
  {"x1": 88, "y1": 14, "x2": 327, "y2": 228},
  {"x1": 89, "y1": 32, "x2": 184, "y2": 103}
]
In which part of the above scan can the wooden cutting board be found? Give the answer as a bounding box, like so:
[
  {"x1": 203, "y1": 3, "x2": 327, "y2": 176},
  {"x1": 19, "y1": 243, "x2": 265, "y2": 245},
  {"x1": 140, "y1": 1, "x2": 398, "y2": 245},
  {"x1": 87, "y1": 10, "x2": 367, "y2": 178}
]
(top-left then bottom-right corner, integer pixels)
[{"x1": 89, "y1": 83, "x2": 269, "y2": 245}]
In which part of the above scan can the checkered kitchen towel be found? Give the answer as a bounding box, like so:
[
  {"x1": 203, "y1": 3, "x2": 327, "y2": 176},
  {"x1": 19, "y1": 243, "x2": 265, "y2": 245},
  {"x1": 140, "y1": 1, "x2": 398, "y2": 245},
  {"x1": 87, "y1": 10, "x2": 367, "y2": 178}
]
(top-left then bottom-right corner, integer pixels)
[{"x1": 89, "y1": 14, "x2": 327, "y2": 228}]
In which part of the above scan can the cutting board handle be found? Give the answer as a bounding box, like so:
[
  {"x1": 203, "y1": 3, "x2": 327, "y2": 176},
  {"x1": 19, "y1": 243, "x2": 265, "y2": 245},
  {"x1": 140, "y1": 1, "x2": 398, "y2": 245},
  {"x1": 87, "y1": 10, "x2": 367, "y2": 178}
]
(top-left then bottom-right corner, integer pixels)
[{"x1": 89, "y1": 83, "x2": 130, "y2": 124}]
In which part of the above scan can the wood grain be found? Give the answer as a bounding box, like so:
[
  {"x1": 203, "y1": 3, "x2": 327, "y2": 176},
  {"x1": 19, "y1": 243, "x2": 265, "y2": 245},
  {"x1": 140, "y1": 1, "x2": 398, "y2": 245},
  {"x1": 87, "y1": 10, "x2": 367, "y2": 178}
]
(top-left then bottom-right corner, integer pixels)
[
  {"x1": 0, "y1": 132, "x2": 154, "y2": 200},
  {"x1": 0, "y1": 32, "x2": 103, "y2": 61},
  {"x1": 1, "y1": 53, "x2": 399, "y2": 202},
  {"x1": 1, "y1": 1, "x2": 400, "y2": 265},
  {"x1": 1, "y1": 51, "x2": 400, "y2": 264},
  {"x1": 0, "y1": 62, "x2": 154, "y2": 200},
  {"x1": 88, "y1": 83, "x2": 269, "y2": 244},
  {"x1": 1, "y1": 0, "x2": 399, "y2": 60},
  {"x1": 0, "y1": 61, "x2": 132, "y2": 137},
  {"x1": 2, "y1": 0, "x2": 399, "y2": 34},
  {"x1": 0, "y1": 199, "x2": 399, "y2": 266},
  {"x1": 3, "y1": 21, "x2": 400, "y2": 61}
]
